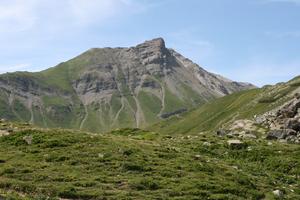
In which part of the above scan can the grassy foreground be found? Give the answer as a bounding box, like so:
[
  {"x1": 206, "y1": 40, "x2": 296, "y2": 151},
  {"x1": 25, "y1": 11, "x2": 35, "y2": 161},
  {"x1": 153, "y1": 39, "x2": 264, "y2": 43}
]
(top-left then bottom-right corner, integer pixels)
[{"x1": 0, "y1": 127, "x2": 299, "y2": 199}]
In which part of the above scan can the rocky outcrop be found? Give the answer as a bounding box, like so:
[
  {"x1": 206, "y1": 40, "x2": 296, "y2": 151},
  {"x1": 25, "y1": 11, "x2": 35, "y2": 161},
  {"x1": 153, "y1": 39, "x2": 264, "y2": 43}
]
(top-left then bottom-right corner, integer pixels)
[
  {"x1": 252, "y1": 94, "x2": 300, "y2": 143},
  {"x1": 218, "y1": 94, "x2": 300, "y2": 143}
]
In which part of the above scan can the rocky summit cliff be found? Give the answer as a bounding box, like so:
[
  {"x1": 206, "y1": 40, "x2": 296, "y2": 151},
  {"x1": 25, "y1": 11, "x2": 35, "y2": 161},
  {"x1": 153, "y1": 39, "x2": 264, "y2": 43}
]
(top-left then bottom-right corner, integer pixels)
[{"x1": 0, "y1": 38, "x2": 255, "y2": 132}]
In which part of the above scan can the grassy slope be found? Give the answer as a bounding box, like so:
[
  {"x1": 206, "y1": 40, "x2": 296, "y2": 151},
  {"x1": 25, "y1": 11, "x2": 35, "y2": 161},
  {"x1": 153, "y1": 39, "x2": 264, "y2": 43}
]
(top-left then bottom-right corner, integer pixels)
[
  {"x1": 149, "y1": 77, "x2": 300, "y2": 135},
  {"x1": 0, "y1": 126, "x2": 299, "y2": 200}
]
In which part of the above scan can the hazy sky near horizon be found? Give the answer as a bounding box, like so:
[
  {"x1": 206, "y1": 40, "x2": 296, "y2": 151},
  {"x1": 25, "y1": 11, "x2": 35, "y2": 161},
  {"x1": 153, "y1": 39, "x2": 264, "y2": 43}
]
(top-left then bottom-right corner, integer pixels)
[{"x1": 0, "y1": 0, "x2": 300, "y2": 86}]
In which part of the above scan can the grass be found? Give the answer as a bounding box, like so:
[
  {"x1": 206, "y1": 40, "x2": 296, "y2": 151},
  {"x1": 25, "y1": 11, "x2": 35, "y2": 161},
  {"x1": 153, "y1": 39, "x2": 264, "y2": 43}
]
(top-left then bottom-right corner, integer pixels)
[
  {"x1": 150, "y1": 79, "x2": 299, "y2": 135},
  {"x1": 138, "y1": 91, "x2": 161, "y2": 123},
  {"x1": 162, "y1": 86, "x2": 185, "y2": 114},
  {"x1": 0, "y1": 126, "x2": 299, "y2": 199}
]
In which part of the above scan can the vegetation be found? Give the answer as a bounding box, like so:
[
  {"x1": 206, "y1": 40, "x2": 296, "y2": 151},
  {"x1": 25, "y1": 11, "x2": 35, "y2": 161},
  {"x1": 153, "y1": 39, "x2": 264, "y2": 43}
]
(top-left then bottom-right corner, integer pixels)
[
  {"x1": 0, "y1": 126, "x2": 299, "y2": 199},
  {"x1": 150, "y1": 78, "x2": 300, "y2": 135}
]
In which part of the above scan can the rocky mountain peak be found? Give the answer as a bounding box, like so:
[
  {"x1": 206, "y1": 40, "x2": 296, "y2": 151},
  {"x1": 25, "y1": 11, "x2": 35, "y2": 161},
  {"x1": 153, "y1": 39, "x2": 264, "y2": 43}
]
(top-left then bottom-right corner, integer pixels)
[
  {"x1": 133, "y1": 37, "x2": 169, "y2": 65},
  {"x1": 136, "y1": 37, "x2": 166, "y2": 50}
]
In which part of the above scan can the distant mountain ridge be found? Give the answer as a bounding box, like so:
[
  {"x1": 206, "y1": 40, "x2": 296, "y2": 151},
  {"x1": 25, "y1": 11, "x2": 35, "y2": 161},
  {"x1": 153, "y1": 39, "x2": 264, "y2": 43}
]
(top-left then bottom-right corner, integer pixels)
[{"x1": 0, "y1": 38, "x2": 255, "y2": 132}]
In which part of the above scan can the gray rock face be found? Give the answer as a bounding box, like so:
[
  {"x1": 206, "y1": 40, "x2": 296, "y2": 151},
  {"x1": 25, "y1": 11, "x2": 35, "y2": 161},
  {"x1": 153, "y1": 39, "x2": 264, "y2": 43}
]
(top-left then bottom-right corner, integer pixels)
[
  {"x1": 255, "y1": 94, "x2": 300, "y2": 143},
  {"x1": 266, "y1": 129, "x2": 297, "y2": 140}
]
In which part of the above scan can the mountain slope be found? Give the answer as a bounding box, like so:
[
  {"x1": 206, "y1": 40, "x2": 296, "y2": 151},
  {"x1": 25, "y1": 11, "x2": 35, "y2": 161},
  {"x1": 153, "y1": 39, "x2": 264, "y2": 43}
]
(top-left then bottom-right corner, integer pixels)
[
  {"x1": 0, "y1": 38, "x2": 254, "y2": 132},
  {"x1": 149, "y1": 76, "x2": 300, "y2": 135}
]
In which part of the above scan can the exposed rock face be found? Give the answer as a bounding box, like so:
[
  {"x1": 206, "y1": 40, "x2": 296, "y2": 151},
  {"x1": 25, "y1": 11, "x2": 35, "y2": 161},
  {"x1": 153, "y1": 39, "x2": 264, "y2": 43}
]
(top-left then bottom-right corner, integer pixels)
[
  {"x1": 0, "y1": 38, "x2": 255, "y2": 132},
  {"x1": 256, "y1": 94, "x2": 300, "y2": 143}
]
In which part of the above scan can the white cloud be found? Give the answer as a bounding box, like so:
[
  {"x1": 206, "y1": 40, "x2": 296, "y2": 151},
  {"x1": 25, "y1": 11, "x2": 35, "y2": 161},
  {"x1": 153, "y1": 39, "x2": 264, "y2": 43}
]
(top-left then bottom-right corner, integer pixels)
[
  {"x1": 0, "y1": 0, "x2": 38, "y2": 32},
  {"x1": 0, "y1": 0, "x2": 144, "y2": 33}
]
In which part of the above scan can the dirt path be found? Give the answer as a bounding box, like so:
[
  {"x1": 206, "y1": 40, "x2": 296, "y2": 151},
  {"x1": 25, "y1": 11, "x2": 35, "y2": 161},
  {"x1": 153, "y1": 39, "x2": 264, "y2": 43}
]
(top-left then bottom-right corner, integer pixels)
[
  {"x1": 152, "y1": 77, "x2": 165, "y2": 116},
  {"x1": 80, "y1": 104, "x2": 89, "y2": 130},
  {"x1": 112, "y1": 96, "x2": 125, "y2": 126},
  {"x1": 133, "y1": 95, "x2": 146, "y2": 128}
]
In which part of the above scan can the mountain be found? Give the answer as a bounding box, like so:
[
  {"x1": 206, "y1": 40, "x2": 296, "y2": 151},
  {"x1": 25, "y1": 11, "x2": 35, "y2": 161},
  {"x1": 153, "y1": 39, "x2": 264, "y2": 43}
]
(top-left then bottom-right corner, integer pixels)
[
  {"x1": 0, "y1": 38, "x2": 254, "y2": 132},
  {"x1": 150, "y1": 75, "x2": 300, "y2": 141}
]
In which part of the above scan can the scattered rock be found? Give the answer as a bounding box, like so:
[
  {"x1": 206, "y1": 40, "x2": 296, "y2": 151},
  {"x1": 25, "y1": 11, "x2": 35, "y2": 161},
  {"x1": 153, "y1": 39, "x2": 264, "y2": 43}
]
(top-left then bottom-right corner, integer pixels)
[
  {"x1": 232, "y1": 166, "x2": 239, "y2": 170},
  {"x1": 216, "y1": 129, "x2": 227, "y2": 137},
  {"x1": 241, "y1": 132, "x2": 257, "y2": 139},
  {"x1": 194, "y1": 155, "x2": 201, "y2": 160},
  {"x1": 0, "y1": 130, "x2": 9, "y2": 137},
  {"x1": 227, "y1": 139, "x2": 246, "y2": 149},
  {"x1": 273, "y1": 189, "x2": 283, "y2": 198},
  {"x1": 23, "y1": 135, "x2": 33, "y2": 145},
  {"x1": 203, "y1": 142, "x2": 211, "y2": 146},
  {"x1": 98, "y1": 153, "x2": 104, "y2": 158}
]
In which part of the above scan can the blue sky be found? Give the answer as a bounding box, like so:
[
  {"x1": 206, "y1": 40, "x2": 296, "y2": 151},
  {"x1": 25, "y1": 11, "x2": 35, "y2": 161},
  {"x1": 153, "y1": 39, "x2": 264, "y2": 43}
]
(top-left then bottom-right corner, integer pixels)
[{"x1": 0, "y1": 0, "x2": 300, "y2": 86}]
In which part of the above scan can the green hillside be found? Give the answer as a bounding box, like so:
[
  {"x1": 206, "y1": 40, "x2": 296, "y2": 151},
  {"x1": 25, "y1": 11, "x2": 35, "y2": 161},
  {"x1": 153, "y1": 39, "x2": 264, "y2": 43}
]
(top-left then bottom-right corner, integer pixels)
[
  {"x1": 0, "y1": 123, "x2": 299, "y2": 199},
  {"x1": 149, "y1": 76, "x2": 300, "y2": 135}
]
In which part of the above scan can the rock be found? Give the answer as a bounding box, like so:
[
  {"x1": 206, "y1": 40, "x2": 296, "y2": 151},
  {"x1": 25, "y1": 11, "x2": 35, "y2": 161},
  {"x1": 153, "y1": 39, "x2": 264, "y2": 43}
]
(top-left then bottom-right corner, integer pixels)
[
  {"x1": 194, "y1": 155, "x2": 201, "y2": 160},
  {"x1": 285, "y1": 118, "x2": 300, "y2": 132},
  {"x1": 98, "y1": 153, "x2": 104, "y2": 158},
  {"x1": 227, "y1": 139, "x2": 246, "y2": 149},
  {"x1": 232, "y1": 166, "x2": 239, "y2": 170},
  {"x1": 230, "y1": 119, "x2": 256, "y2": 131},
  {"x1": 243, "y1": 134, "x2": 257, "y2": 139},
  {"x1": 216, "y1": 129, "x2": 227, "y2": 137},
  {"x1": 23, "y1": 135, "x2": 33, "y2": 145},
  {"x1": 0, "y1": 130, "x2": 9, "y2": 137},
  {"x1": 266, "y1": 129, "x2": 296, "y2": 140},
  {"x1": 203, "y1": 142, "x2": 211, "y2": 146},
  {"x1": 273, "y1": 189, "x2": 283, "y2": 198}
]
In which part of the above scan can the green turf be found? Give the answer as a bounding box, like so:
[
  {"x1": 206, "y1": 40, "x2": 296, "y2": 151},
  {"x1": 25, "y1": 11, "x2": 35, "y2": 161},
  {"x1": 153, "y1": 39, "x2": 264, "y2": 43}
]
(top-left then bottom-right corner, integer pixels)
[{"x1": 0, "y1": 126, "x2": 299, "y2": 199}]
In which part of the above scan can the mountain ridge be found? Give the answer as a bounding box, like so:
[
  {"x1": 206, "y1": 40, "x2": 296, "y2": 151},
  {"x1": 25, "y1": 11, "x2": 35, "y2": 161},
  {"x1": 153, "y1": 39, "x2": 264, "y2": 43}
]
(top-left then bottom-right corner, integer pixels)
[{"x1": 0, "y1": 38, "x2": 255, "y2": 132}]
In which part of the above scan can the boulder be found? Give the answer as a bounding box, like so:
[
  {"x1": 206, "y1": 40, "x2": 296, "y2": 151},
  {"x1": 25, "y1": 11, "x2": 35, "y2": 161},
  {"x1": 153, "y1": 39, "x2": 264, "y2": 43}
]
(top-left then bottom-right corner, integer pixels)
[
  {"x1": 216, "y1": 129, "x2": 227, "y2": 137},
  {"x1": 0, "y1": 130, "x2": 9, "y2": 137},
  {"x1": 203, "y1": 142, "x2": 211, "y2": 146},
  {"x1": 227, "y1": 139, "x2": 246, "y2": 149},
  {"x1": 285, "y1": 118, "x2": 300, "y2": 132},
  {"x1": 266, "y1": 129, "x2": 297, "y2": 140},
  {"x1": 23, "y1": 135, "x2": 33, "y2": 145},
  {"x1": 273, "y1": 189, "x2": 283, "y2": 198}
]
